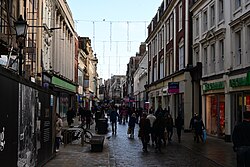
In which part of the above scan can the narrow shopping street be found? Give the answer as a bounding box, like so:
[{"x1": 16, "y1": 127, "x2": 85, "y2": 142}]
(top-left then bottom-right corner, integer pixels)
[{"x1": 44, "y1": 119, "x2": 236, "y2": 167}]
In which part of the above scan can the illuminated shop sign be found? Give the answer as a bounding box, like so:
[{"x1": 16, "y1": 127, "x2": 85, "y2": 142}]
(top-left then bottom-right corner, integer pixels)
[
  {"x1": 203, "y1": 81, "x2": 224, "y2": 92},
  {"x1": 229, "y1": 72, "x2": 250, "y2": 88},
  {"x1": 168, "y1": 82, "x2": 179, "y2": 93}
]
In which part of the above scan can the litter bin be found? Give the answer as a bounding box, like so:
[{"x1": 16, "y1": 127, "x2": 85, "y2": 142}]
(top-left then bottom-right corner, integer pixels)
[{"x1": 97, "y1": 118, "x2": 108, "y2": 134}]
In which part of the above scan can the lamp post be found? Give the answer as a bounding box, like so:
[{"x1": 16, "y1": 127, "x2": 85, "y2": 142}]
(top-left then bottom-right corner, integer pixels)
[{"x1": 14, "y1": 15, "x2": 28, "y2": 76}]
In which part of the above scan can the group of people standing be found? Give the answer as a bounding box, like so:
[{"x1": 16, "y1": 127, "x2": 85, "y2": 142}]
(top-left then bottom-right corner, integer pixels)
[{"x1": 138, "y1": 107, "x2": 183, "y2": 153}]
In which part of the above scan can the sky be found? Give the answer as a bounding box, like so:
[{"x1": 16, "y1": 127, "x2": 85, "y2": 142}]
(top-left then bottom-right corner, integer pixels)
[{"x1": 67, "y1": 0, "x2": 163, "y2": 80}]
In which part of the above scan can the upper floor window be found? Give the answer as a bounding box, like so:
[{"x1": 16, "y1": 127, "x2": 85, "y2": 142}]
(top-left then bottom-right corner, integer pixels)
[
  {"x1": 170, "y1": 15, "x2": 173, "y2": 40},
  {"x1": 160, "y1": 57, "x2": 164, "y2": 79},
  {"x1": 195, "y1": 16, "x2": 199, "y2": 37},
  {"x1": 203, "y1": 10, "x2": 208, "y2": 33},
  {"x1": 203, "y1": 47, "x2": 208, "y2": 75},
  {"x1": 179, "y1": 2, "x2": 183, "y2": 31},
  {"x1": 219, "y1": 39, "x2": 224, "y2": 71},
  {"x1": 210, "y1": 4, "x2": 215, "y2": 27},
  {"x1": 179, "y1": 43, "x2": 184, "y2": 70},
  {"x1": 247, "y1": 25, "x2": 250, "y2": 63},
  {"x1": 235, "y1": 0, "x2": 241, "y2": 10},
  {"x1": 166, "y1": 20, "x2": 170, "y2": 44},
  {"x1": 235, "y1": 30, "x2": 242, "y2": 66},
  {"x1": 218, "y1": 0, "x2": 224, "y2": 22},
  {"x1": 153, "y1": 61, "x2": 157, "y2": 81},
  {"x1": 210, "y1": 44, "x2": 215, "y2": 73}
]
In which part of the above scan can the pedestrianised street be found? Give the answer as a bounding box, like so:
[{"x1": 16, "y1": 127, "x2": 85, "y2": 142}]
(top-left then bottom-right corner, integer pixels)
[{"x1": 45, "y1": 120, "x2": 236, "y2": 167}]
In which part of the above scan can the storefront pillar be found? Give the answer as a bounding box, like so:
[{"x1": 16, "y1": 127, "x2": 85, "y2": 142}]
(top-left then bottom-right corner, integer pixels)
[{"x1": 224, "y1": 93, "x2": 231, "y2": 142}]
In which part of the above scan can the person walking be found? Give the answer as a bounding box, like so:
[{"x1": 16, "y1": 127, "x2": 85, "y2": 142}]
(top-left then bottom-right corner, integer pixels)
[
  {"x1": 128, "y1": 113, "x2": 136, "y2": 138},
  {"x1": 85, "y1": 108, "x2": 92, "y2": 129},
  {"x1": 55, "y1": 113, "x2": 63, "y2": 152},
  {"x1": 189, "y1": 113, "x2": 198, "y2": 141},
  {"x1": 66, "y1": 107, "x2": 74, "y2": 127},
  {"x1": 194, "y1": 115, "x2": 205, "y2": 143},
  {"x1": 176, "y1": 114, "x2": 183, "y2": 143},
  {"x1": 109, "y1": 106, "x2": 119, "y2": 134},
  {"x1": 166, "y1": 114, "x2": 173, "y2": 142},
  {"x1": 153, "y1": 113, "x2": 166, "y2": 152},
  {"x1": 146, "y1": 109, "x2": 156, "y2": 146},
  {"x1": 138, "y1": 112, "x2": 150, "y2": 153},
  {"x1": 232, "y1": 111, "x2": 250, "y2": 167}
]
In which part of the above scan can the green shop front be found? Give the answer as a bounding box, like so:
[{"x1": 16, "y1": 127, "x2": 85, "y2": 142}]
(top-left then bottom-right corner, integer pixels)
[
  {"x1": 203, "y1": 81, "x2": 225, "y2": 138},
  {"x1": 230, "y1": 72, "x2": 250, "y2": 132},
  {"x1": 52, "y1": 76, "x2": 77, "y2": 117}
]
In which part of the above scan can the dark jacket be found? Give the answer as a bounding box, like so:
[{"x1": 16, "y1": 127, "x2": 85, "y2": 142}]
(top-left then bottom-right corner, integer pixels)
[
  {"x1": 128, "y1": 116, "x2": 136, "y2": 128},
  {"x1": 232, "y1": 120, "x2": 250, "y2": 148},
  {"x1": 110, "y1": 110, "x2": 119, "y2": 122}
]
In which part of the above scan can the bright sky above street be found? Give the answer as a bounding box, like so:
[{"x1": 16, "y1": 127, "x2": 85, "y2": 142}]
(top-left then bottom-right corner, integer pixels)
[{"x1": 67, "y1": 0, "x2": 162, "y2": 80}]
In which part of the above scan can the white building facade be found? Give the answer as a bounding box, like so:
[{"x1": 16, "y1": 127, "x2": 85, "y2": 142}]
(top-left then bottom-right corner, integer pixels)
[{"x1": 191, "y1": 0, "x2": 250, "y2": 141}]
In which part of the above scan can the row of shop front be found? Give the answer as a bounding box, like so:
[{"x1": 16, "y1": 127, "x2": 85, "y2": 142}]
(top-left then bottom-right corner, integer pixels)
[{"x1": 147, "y1": 70, "x2": 250, "y2": 142}]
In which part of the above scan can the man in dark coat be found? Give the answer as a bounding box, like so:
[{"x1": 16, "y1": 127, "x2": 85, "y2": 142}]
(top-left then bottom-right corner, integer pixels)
[
  {"x1": 139, "y1": 112, "x2": 150, "y2": 152},
  {"x1": 232, "y1": 111, "x2": 250, "y2": 167}
]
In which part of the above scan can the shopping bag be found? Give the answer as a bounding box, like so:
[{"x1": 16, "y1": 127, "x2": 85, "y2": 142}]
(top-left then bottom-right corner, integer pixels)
[
  {"x1": 203, "y1": 129, "x2": 207, "y2": 143},
  {"x1": 127, "y1": 127, "x2": 131, "y2": 134}
]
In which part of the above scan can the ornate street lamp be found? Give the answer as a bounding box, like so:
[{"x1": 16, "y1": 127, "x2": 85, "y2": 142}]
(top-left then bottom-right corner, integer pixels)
[{"x1": 14, "y1": 15, "x2": 28, "y2": 76}]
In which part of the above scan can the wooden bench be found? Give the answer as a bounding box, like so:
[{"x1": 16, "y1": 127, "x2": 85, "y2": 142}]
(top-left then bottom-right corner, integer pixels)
[{"x1": 90, "y1": 135, "x2": 105, "y2": 152}]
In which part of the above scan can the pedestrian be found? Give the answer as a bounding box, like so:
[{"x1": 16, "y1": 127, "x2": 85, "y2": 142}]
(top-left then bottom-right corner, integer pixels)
[
  {"x1": 176, "y1": 114, "x2": 183, "y2": 143},
  {"x1": 128, "y1": 113, "x2": 136, "y2": 138},
  {"x1": 78, "y1": 105, "x2": 86, "y2": 125},
  {"x1": 194, "y1": 115, "x2": 205, "y2": 143},
  {"x1": 146, "y1": 109, "x2": 156, "y2": 146},
  {"x1": 232, "y1": 111, "x2": 250, "y2": 167},
  {"x1": 153, "y1": 112, "x2": 166, "y2": 152},
  {"x1": 55, "y1": 113, "x2": 63, "y2": 153},
  {"x1": 66, "y1": 107, "x2": 74, "y2": 127},
  {"x1": 138, "y1": 112, "x2": 150, "y2": 153},
  {"x1": 109, "y1": 106, "x2": 119, "y2": 134},
  {"x1": 85, "y1": 108, "x2": 92, "y2": 129},
  {"x1": 189, "y1": 113, "x2": 198, "y2": 141},
  {"x1": 166, "y1": 114, "x2": 173, "y2": 142}
]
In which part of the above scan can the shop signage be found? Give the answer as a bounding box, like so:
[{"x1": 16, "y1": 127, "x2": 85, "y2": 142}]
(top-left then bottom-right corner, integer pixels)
[
  {"x1": 52, "y1": 76, "x2": 76, "y2": 93},
  {"x1": 168, "y1": 82, "x2": 179, "y2": 93},
  {"x1": 203, "y1": 81, "x2": 224, "y2": 92},
  {"x1": 229, "y1": 72, "x2": 250, "y2": 88}
]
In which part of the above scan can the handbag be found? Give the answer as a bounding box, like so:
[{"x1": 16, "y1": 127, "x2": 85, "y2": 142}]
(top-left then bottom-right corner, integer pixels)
[
  {"x1": 127, "y1": 127, "x2": 131, "y2": 134},
  {"x1": 203, "y1": 129, "x2": 207, "y2": 143}
]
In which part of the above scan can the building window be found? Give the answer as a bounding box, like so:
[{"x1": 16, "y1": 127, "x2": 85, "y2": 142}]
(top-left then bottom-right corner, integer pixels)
[
  {"x1": 210, "y1": 44, "x2": 215, "y2": 73},
  {"x1": 235, "y1": 0, "x2": 241, "y2": 10},
  {"x1": 166, "y1": 53, "x2": 170, "y2": 76},
  {"x1": 235, "y1": 30, "x2": 242, "y2": 66},
  {"x1": 247, "y1": 25, "x2": 250, "y2": 63},
  {"x1": 179, "y1": 2, "x2": 183, "y2": 31},
  {"x1": 196, "y1": 16, "x2": 199, "y2": 37},
  {"x1": 148, "y1": 43, "x2": 152, "y2": 60},
  {"x1": 203, "y1": 10, "x2": 208, "y2": 32},
  {"x1": 166, "y1": 20, "x2": 170, "y2": 44},
  {"x1": 219, "y1": 40, "x2": 224, "y2": 71},
  {"x1": 153, "y1": 61, "x2": 157, "y2": 82},
  {"x1": 160, "y1": 57, "x2": 164, "y2": 79},
  {"x1": 210, "y1": 4, "x2": 215, "y2": 27},
  {"x1": 170, "y1": 52, "x2": 174, "y2": 74},
  {"x1": 203, "y1": 47, "x2": 208, "y2": 75},
  {"x1": 218, "y1": 0, "x2": 224, "y2": 22},
  {"x1": 179, "y1": 44, "x2": 184, "y2": 70},
  {"x1": 170, "y1": 15, "x2": 173, "y2": 40}
]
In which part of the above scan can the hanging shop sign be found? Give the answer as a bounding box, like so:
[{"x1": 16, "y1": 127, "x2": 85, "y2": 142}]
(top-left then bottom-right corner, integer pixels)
[
  {"x1": 229, "y1": 72, "x2": 250, "y2": 88},
  {"x1": 203, "y1": 81, "x2": 224, "y2": 92},
  {"x1": 168, "y1": 82, "x2": 179, "y2": 94}
]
